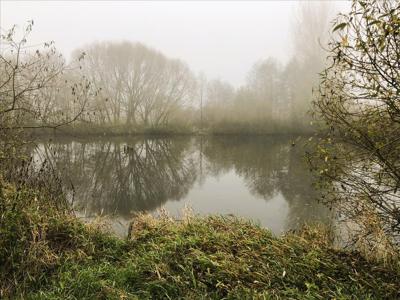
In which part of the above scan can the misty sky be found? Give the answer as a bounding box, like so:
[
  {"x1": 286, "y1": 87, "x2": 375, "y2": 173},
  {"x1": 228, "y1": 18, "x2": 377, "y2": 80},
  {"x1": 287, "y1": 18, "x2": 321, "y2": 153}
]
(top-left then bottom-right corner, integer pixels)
[{"x1": 1, "y1": 1, "x2": 349, "y2": 87}]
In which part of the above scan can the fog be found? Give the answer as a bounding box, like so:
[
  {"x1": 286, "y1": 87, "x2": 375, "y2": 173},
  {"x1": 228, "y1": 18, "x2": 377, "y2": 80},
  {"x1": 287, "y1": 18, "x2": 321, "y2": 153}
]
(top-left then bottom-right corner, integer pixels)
[
  {"x1": 1, "y1": 0, "x2": 349, "y2": 87},
  {"x1": 0, "y1": 0, "x2": 353, "y2": 135}
]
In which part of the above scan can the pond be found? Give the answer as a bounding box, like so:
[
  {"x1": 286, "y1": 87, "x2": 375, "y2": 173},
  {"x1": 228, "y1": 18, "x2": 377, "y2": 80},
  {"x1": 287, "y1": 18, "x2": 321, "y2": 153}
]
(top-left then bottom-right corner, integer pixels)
[{"x1": 35, "y1": 136, "x2": 330, "y2": 237}]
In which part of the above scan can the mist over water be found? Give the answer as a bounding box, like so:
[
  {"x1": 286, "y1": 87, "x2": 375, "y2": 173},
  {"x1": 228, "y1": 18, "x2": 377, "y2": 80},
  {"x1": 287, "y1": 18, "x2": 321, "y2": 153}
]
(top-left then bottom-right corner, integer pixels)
[
  {"x1": 1, "y1": 1, "x2": 345, "y2": 235},
  {"x1": 35, "y1": 136, "x2": 329, "y2": 236}
]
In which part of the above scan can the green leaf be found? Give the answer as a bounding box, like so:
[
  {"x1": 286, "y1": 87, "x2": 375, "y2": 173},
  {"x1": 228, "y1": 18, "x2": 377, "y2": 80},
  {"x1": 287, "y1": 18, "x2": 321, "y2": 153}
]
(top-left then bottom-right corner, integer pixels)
[
  {"x1": 333, "y1": 22, "x2": 347, "y2": 32},
  {"x1": 369, "y1": 20, "x2": 381, "y2": 26}
]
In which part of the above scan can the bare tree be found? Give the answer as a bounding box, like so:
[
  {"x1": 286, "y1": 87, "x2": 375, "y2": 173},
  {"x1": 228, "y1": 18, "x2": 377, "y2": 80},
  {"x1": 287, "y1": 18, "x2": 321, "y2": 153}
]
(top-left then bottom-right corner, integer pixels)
[
  {"x1": 0, "y1": 21, "x2": 89, "y2": 131},
  {"x1": 75, "y1": 41, "x2": 195, "y2": 128}
]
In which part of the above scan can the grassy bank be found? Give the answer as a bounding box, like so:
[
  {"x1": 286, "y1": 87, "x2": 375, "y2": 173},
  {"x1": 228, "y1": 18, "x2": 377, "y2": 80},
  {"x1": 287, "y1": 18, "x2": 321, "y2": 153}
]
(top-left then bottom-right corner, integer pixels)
[
  {"x1": 24, "y1": 122, "x2": 317, "y2": 138},
  {"x1": 1, "y1": 183, "x2": 399, "y2": 299},
  {"x1": 206, "y1": 121, "x2": 315, "y2": 136}
]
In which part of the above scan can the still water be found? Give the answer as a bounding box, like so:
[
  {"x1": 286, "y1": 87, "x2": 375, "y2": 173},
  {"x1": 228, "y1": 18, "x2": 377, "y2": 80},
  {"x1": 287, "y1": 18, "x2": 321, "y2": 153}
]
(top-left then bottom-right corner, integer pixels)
[{"x1": 35, "y1": 136, "x2": 329, "y2": 236}]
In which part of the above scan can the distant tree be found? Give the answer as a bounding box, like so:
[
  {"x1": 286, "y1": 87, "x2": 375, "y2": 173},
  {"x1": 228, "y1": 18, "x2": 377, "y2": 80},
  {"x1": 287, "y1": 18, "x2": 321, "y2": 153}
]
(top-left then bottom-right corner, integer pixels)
[
  {"x1": 194, "y1": 72, "x2": 207, "y2": 130},
  {"x1": 288, "y1": 2, "x2": 333, "y2": 130},
  {"x1": 209, "y1": 1, "x2": 335, "y2": 135},
  {"x1": 247, "y1": 58, "x2": 284, "y2": 120},
  {"x1": 311, "y1": 0, "x2": 400, "y2": 250},
  {"x1": 74, "y1": 42, "x2": 195, "y2": 127},
  {"x1": 291, "y1": 2, "x2": 332, "y2": 67},
  {"x1": 204, "y1": 79, "x2": 235, "y2": 126}
]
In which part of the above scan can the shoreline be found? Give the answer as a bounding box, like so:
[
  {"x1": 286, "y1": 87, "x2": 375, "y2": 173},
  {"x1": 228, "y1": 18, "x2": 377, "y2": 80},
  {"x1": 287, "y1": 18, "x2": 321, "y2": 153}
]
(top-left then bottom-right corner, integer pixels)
[
  {"x1": 24, "y1": 125, "x2": 316, "y2": 140},
  {"x1": 2, "y1": 182, "x2": 399, "y2": 299}
]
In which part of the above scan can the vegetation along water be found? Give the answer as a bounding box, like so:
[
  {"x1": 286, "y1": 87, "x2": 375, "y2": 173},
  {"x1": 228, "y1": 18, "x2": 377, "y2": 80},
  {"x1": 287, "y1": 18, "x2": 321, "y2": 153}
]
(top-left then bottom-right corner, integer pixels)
[{"x1": 1, "y1": 0, "x2": 400, "y2": 298}]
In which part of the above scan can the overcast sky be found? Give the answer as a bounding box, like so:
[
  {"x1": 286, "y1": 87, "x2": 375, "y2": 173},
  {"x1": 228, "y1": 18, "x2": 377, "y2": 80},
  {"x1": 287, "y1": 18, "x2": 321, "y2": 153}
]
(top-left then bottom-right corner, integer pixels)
[{"x1": 1, "y1": 1, "x2": 349, "y2": 87}]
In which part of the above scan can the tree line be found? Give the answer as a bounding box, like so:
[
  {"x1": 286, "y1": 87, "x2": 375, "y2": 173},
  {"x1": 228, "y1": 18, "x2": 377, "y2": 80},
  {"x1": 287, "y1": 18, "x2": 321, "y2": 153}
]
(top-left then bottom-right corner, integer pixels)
[{"x1": 0, "y1": 3, "x2": 333, "y2": 134}]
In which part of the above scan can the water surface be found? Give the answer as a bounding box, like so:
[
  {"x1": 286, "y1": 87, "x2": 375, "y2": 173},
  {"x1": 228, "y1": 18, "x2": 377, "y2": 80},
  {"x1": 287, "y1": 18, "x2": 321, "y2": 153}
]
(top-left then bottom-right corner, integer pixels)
[{"x1": 36, "y1": 136, "x2": 329, "y2": 236}]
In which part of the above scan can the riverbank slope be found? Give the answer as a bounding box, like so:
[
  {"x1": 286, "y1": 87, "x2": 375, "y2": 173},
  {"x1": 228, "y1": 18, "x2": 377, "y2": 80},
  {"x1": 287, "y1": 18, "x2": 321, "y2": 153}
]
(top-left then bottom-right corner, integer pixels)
[{"x1": 1, "y1": 183, "x2": 399, "y2": 299}]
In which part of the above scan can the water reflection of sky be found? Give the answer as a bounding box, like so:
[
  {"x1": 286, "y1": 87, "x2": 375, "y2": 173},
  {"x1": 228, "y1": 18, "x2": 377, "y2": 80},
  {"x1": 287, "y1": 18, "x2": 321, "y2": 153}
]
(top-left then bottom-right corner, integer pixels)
[
  {"x1": 35, "y1": 136, "x2": 330, "y2": 237},
  {"x1": 164, "y1": 170, "x2": 289, "y2": 234}
]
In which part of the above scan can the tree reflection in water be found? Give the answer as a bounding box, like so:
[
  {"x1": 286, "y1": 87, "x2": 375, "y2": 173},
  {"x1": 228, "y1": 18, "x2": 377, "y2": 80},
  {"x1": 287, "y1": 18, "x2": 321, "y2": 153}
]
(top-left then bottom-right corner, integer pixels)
[
  {"x1": 202, "y1": 137, "x2": 329, "y2": 231},
  {"x1": 35, "y1": 136, "x2": 329, "y2": 233},
  {"x1": 36, "y1": 137, "x2": 197, "y2": 218}
]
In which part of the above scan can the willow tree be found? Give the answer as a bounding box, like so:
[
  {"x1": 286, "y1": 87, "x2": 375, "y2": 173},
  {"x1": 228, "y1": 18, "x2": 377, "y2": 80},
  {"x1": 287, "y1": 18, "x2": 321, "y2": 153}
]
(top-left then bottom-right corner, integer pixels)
[
  {"x1": 312, "y1": 0, "x2": 400, "y2": 249},
  {"x1": 74, "y1": 42, "x2": 195, "y2": 127}
]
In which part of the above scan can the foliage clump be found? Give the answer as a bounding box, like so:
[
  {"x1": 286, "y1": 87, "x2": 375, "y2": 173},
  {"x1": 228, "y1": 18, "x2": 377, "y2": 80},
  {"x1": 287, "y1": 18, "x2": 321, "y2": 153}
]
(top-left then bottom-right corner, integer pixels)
[{"x1": 311, "y1": 0, "x2": 400, "y2": 251}]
